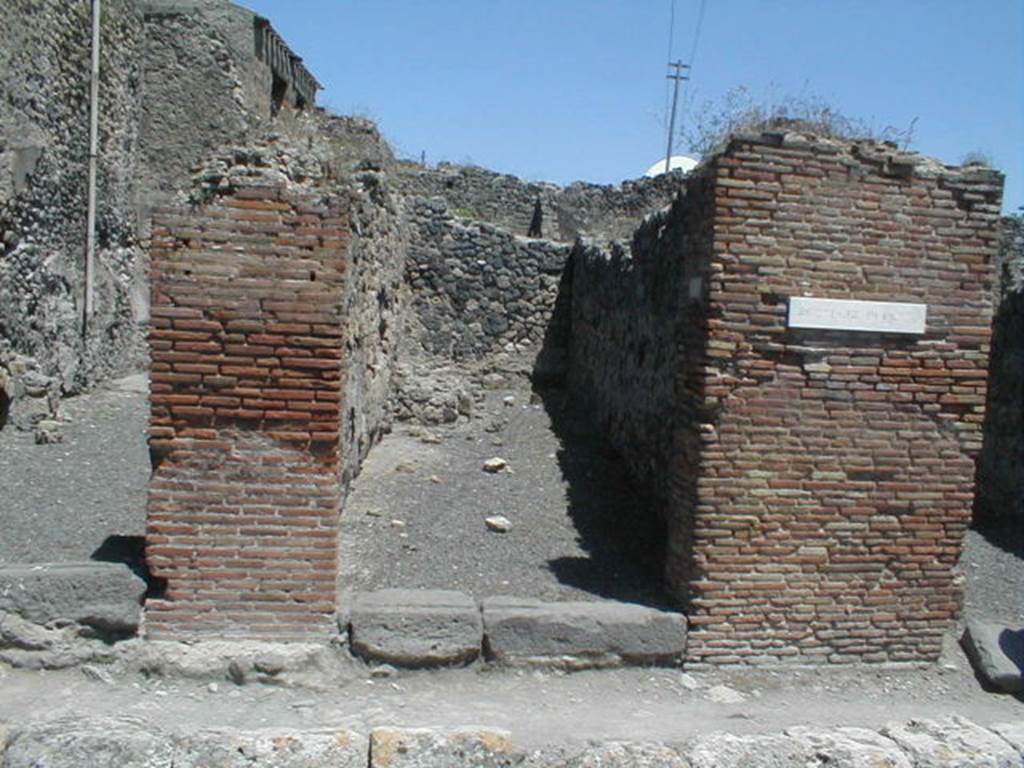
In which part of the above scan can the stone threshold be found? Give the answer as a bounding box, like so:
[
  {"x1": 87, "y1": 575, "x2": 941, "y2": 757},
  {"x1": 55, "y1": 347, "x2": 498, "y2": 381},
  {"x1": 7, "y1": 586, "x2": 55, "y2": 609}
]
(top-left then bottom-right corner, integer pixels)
[{"x1": 346, "y1": 589, "x2": 688, "y2": 669}]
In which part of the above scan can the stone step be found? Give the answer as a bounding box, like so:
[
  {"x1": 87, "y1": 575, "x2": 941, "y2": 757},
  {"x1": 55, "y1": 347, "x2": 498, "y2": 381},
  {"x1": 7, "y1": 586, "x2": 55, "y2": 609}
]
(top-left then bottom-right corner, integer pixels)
[{"x1": 346, "y1": 589, "x2": 687, "y2": 669}]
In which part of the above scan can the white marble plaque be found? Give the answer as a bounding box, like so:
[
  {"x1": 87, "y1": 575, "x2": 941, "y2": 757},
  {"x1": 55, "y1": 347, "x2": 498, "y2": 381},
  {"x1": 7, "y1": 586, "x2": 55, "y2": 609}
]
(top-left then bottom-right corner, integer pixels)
[{"x1": 787, "y1": 297, "x2": 926, "y2": 334}]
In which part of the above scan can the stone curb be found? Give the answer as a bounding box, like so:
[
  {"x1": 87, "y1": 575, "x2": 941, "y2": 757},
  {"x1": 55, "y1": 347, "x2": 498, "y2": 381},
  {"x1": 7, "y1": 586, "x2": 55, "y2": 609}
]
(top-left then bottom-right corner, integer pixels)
[
  {"x1": 1, "y1": 716, "x2": 1022, "y2": 768},
  {"x1": 482, "y1": 597, "x2": 687, "y2": 666},
  {"x1": 0, "y1": 562, "x2": 146, "y2": 635},
  {"x1": 345, "y1": 590, "x2": 688, "y2": 668},
  {"x1": 349, "y1": 589, "x2": 483, "y2": 667}
]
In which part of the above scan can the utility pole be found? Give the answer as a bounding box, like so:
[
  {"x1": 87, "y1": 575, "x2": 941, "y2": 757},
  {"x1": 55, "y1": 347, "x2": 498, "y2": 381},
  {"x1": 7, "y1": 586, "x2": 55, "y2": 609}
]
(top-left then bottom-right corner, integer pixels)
[{"x1": 664, "y1": 60, "x2": 689, "y2": 174}]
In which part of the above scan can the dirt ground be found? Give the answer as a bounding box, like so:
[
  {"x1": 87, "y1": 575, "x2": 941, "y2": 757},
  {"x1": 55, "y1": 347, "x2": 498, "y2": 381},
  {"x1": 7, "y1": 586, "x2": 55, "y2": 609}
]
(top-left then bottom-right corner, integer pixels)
[
  {"x1": 0, "y1": 375, "x2": 1021, "y2": 741},
  {"x1": 340, "y1": 386, "x2": 670, "y2": 607},
  {"x1": 0, "y1": 656, "x2": 1021, "y2": 749}
]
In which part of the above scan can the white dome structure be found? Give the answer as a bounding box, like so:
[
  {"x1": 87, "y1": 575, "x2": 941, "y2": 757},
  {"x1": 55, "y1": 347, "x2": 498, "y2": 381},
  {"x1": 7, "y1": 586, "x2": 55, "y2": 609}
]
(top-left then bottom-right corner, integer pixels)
[{"x1": 644, "y1": 155, "x2": 698, "y2": 178}]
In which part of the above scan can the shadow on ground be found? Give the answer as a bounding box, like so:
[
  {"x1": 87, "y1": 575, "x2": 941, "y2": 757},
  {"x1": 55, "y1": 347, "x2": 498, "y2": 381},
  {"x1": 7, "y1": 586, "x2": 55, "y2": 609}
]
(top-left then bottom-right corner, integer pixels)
[
  {"x1": 971, "y1": 517, "x2": 1024, "y2": 561},
  {"x1": 534, "y1": 384, "x2": 674, "y2": 610}
]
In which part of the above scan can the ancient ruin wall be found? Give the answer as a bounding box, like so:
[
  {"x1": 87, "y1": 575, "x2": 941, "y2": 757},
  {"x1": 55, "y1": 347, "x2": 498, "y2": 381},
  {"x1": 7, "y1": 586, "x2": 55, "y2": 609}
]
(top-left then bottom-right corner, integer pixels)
[
  {"x1": 404, "y1": 197, "x2": 571, "y2": 376},
  {"x1": 395, "y1": 162, "x2": 682, "y2": 242},
  {"x1": 568, "y1": 197, "x2": 697, "y2": 503},
  {"x1": 571, "y1": 132, "x2": 1003, "y2": 665},
  {"x1": 146, "y1": 181, "x2": 350, "y2": 640},
  {"x1": 976, "y1": 215, "x2": 1024, "y2": 524},
  {"x1": 0, "y1": 0, "x2": 147, "y2": 394},
  {"x1": 680, "y1": 135, "x2": 1003, "y2": 664},
  {"x1": 137, "y1": 0, "x2": 317, "y2": 221}
]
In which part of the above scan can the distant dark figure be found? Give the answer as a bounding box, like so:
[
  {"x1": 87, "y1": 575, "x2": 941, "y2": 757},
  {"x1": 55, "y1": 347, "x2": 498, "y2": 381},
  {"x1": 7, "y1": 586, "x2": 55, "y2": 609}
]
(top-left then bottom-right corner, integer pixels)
[{"x1": 528, "y1": 199, "x2": 543, "y2": 238}]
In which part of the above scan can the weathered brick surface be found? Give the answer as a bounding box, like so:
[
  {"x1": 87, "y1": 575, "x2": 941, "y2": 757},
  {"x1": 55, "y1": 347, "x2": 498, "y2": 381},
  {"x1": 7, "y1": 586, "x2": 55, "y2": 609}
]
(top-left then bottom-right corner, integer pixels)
[
  {"x1": 678, "y1": 134, "x2": 1003, "y2": 664},
  {"x1": 145, "y1": 183, "x2": 350, "y2": 639},
  {"x1": 572, "y1": 132, "x2": 1004, "y2": 665}
]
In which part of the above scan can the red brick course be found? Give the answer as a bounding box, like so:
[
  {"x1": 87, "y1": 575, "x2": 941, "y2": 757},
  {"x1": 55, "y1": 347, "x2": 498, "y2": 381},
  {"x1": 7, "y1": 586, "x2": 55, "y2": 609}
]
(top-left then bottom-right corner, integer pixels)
[
  {"x1": 145, "y1": 184, "x2": 350, "y2": 640},
  {"x1": 669, "y1": 135, "x2": 1003, "y2": 664}
]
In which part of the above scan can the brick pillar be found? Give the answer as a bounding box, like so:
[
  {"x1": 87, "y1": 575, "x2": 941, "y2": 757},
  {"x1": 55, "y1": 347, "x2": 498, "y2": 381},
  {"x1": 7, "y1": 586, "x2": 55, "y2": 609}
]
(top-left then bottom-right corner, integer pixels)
[
  {"x1": 145, "y1": 183, "x2": 350, "y2": 640},
  {"x1": 670, "y1": 135, "x2": 1004, "y2": 665}
]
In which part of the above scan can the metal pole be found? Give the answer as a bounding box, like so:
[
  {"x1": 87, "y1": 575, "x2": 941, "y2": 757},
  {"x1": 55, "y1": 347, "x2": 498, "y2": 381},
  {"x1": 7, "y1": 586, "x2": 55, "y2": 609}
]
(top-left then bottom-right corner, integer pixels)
[
  {"x1": 665, "y1": 61, "x2": 689, "y2": 174},
  {"x1": 85, "y1": 0, "x2": 101, "y2": 334}
]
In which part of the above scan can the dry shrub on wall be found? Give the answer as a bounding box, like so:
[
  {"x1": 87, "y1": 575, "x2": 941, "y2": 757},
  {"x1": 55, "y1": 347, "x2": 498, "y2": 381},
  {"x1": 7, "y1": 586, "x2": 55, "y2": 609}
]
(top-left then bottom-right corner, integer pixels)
[{"x1": 681, "y1": 85, "x2": 918, "y2": 158}]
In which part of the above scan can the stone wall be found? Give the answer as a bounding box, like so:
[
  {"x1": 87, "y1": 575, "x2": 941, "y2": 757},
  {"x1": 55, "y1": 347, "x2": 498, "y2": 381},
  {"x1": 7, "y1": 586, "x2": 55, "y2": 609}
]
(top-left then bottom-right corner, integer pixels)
[
  {"x1": 571, "y1": 131, "x2": 1004, "y2": 665},
  {"x1": 394, "y1": 161, "x2": 683, "y2": 242},
  {"x1": 0, "y1": 0, "x2": 322, "y2": 410},
  {"x1": 404, "y1": 197, "x2": 572, "y2": 377},
  {"x1": 976, "y1": 215, "x2": 1024, "y2": 523},
  {"x1": 568, "y1": 198, "x2": 694, "y2": 503},
  {"x1": 0, "y1": 0, "x2": 147, "y2": 394},
  {"x1": 136, "y1": 0, "x2": 317, "y2": 222}
]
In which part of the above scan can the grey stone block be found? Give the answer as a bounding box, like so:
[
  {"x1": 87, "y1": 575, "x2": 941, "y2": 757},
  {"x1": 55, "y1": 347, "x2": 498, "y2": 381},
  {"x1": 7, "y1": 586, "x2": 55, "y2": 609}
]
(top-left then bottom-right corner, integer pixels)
[
  {"x1": 370, "y1": 727, "x2": 516, "y2": 768},
  {"x1": 536, "y1": 742, "x2": 688, "y2": 768},
  {"x1": 349, "y1": 589, "x2": 482, "y2": 666},
  {"x1": 0, "y1": 562, "x2": 146, "y2": 635},
  {"x1": 992, "y1": 722, "x2": 1024, "y2": 758},
  {"x1": 962, "y1": 619, "x2": 1024, "y2": 693},
  {"x1": 685, "y1": 728, "x2": 912, "y2": 768},
  {"x1": 3, "y1": 718, "x2": 368, "y2": 768},
  {"x1": 882, "y1": 716, "x2": 1020, "y2": 768},
  {"x1": 481, "y1": 598, "x2": 686, "y2": 666}
]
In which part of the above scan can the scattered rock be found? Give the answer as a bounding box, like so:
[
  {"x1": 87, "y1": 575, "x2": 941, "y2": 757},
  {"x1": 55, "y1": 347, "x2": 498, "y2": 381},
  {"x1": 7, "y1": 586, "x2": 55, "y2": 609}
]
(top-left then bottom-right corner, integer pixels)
[
  {"x1": 678, "y1": 672, "x2": 701, "y2": 691},
  {"x1": 370, "y1": 663, "x2": 398, "y2": 679},
  {"x1": 394, "y1": 462, "x2": 416, "y2": 474},
  {"x1": 482, "y1": 457, "x2": 508, "y2": 473},
  {"x1": 502, "y1": 396, "x2": 516, "y2": 407},
  {"x1": 79, "y1": 664, "x2": 114, "y2": 684},
  {"x1": 390, "y1": 520, "x2": 406, "y2": 529},
  {"x1": 706, "y1": 684, "x2": 746, "y2": 704},
  {"x1": 419, "y1": 433, "x2": 441, "y2": 444},
  {"x1": 428, "y1": 475, "x2": 442, "y2": 484},
  {"x1": 485, "y1": 515, "x2": 513, "y2": 533},
  {"x1": 33, "y1": 420, "x2": 62, "y2": 444}
]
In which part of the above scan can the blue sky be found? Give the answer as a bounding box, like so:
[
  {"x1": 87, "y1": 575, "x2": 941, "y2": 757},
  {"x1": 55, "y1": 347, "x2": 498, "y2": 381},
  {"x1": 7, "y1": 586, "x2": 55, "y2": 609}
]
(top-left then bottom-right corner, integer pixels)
[{"x1": 243, "y1": 1, "x2": 1023, "y2": 213}]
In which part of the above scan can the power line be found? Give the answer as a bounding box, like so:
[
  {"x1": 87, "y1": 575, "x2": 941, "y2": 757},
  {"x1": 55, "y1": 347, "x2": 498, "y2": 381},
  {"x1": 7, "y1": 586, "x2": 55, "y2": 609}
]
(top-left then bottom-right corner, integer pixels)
[
  {"x1": 663, "y1": 0, "x2": 677, "y2": 129},
  {"x1": 680, "y1": 0, "x2": 709, "y2": 125}
]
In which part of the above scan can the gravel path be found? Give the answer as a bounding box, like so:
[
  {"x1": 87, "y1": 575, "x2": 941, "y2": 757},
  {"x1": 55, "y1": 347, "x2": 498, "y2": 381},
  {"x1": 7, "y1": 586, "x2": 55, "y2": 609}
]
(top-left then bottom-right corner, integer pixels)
[
  {"x1": 341, "y1": 386, "x2": 669, "y2": 606},
  {"x1": 0, "y1": 374, "x2": 149, "y2": 564}
]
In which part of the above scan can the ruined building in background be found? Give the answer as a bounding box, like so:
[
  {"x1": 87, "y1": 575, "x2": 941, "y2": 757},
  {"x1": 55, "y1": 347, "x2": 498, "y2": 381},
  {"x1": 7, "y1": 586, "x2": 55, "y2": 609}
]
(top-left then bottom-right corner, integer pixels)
[{"x1": 2, "y1": 0, "x2": 1019, "y2": 663}]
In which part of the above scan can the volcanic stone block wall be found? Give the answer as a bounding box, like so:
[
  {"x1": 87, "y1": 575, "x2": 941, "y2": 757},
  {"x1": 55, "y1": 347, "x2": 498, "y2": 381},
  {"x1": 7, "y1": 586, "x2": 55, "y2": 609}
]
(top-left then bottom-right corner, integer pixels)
[
  {"x1": 976, "y1": 215, "x2": 1024, "y2": 524},
  {"x1": 405, "y1": 198, "x2": 571, "y2": 374},
  {"x1": 145, "y1": 182, "x2": 350, "y2": 640},
  {"x1": 568, "y1": 194, "x2": 705, "y2": 503},
  {"x1": 395, "y1": 162, "x2": 682, "y2": 242},
  {"x1": 0, "y1": 0, "x2": 147, "y2": 394}
]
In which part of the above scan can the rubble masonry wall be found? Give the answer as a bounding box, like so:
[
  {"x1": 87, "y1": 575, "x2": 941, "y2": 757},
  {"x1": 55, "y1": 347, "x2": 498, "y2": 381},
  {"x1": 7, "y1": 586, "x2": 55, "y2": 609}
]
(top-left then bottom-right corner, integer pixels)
[
  {"x1": 0, "y1": 0, "x2": 147, "y2": 393},
  {"x1": 976, "y1": 215, "x2": 1024, "y2": 524}
]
